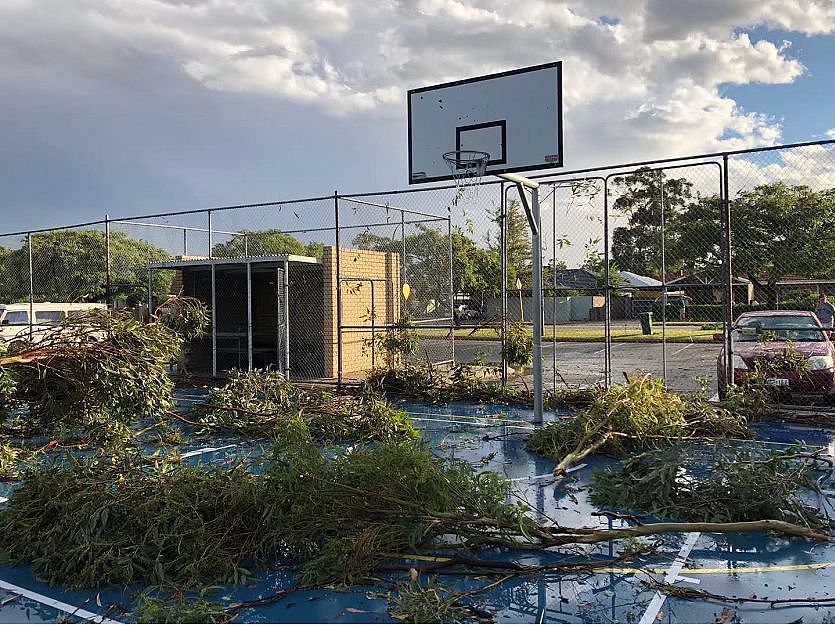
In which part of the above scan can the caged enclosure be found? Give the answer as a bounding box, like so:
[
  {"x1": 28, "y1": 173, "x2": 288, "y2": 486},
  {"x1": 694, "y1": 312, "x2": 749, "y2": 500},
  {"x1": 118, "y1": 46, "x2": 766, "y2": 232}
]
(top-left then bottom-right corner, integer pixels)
[{"x1": 0, "y1": 138, "x2": 835, "y2": 622}]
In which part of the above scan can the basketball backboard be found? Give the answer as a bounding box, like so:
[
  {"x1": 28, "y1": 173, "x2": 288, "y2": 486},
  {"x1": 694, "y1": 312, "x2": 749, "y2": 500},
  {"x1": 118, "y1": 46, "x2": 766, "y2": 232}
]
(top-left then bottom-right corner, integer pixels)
[{"x1": 407, "y1": 62, "x2": 562, "y2": 184}]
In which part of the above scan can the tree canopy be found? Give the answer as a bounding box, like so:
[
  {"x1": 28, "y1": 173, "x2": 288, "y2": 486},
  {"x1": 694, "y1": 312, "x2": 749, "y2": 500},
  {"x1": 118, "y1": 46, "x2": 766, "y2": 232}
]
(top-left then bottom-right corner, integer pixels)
[
  {"x1": 211, "y1": 229, "x2": 325, "y2": 259},
  {"x1": 0, "y1": 230, "x2": 172, "y2": 304},
  {"x1": 610, "y1": 169, "x2": 835, "y2": 303}
]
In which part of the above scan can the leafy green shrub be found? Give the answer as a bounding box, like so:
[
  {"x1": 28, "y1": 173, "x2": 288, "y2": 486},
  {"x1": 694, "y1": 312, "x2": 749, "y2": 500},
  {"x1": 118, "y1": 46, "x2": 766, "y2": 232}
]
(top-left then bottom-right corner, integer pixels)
[
  {"x1": 502, "y1": 322, "x2": 532, "y2": 368},
  {"x1": 137, "y1": 593, "x2": 227, "y2": 624}
]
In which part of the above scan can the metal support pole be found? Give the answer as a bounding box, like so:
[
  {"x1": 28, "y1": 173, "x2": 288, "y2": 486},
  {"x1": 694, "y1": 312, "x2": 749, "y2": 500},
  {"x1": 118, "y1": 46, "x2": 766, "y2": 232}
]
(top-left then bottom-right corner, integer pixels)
[
  {"x1": 244, "y1": 234, "x2": 249, "y2": 257},
  {"x1": 146, "y1": 268, "x2": 153, "y2": 313},
  {"x1": 246, "y1": 261, "x2": 253, "y2": 371},
  {"x1": 603, "y1": 180, "x2": 611, "y2": 388},
  {"x1": 27, "y1": 233, "x2": 34, "y2": 340},
  {"x1": 659, "y1": 171, "x2": 667, "y2": 382},
  {"x1": 370, "y1": 280, "x2": 376, "y2": 369},
  {"x1": 283, "y1": 259, "x2": 290, "y2": 378},
  {"x1": 447, "y1": 209, "x2": 455, "y2": 364},
  {"x1": 334, "y1": 191, "x2": 344, "y2": 388},
  {"x1": 500, "y1": 184, "x2": 508, "y2": 384},
  {"x1": 551, "y1": 186, "x2": 558, "y2": 403},
  {"x1": 207, "y1": 210, "x2": 213, "y2": 259},
  {"x1": 722, "y1": 154, "x2": 734, "y2": 388},
  {"x1": 211, "y1": 263, "x2": 217, "y2": 377},
  {"x1": 400, "y1": 210, "x2": 406, "y2": 309},
  {"x1": 531, "y1": 186, "x2": 544, "y2": 424},
  {"x1": 105, "y1": 214, "x2": 112, "y2": 308},
  {"x1": 183, "y1": 229, "x2": 188, "y2": 256}
]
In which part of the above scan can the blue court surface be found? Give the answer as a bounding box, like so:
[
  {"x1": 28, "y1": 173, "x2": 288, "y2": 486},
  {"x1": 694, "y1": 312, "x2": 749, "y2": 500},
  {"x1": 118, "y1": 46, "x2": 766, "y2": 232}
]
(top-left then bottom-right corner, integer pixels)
[{"x1": 2, "y1": 394, "x2": 835, "y2": 623}]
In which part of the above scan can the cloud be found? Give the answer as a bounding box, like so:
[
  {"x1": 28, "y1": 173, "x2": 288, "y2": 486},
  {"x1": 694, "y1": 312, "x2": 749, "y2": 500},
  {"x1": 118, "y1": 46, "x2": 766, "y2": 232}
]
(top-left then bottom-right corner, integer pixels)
[{"x1": 0, "y1": 0, "x2": 832, "y2": 232}]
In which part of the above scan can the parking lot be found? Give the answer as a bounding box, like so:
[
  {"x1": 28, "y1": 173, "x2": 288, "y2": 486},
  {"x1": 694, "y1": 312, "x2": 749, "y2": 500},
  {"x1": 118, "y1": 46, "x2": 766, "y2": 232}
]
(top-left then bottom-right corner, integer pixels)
[{"x1": 423, "y1": 338, "x2": 721, "y2": 395}]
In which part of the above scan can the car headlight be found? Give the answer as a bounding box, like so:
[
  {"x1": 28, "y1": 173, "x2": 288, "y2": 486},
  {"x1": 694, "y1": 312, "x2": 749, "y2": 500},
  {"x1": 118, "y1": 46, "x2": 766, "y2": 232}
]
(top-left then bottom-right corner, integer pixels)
[
  {"x1": 732, "y1": 354, "x2": 748, "y2": 370},
  {"x1": 808, "y1": 355, "x2": 834, "y2": 371}
]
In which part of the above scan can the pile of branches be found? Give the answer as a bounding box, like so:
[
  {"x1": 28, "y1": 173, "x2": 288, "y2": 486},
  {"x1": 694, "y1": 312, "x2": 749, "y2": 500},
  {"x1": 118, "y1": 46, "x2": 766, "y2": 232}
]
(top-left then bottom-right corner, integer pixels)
[
  {"x1": 590, "y1": 444, "x2": 833, "y2": 529},
  {"x1": 527, "y1": 375, "x2": 749, "y2": 474},
  {"x1": 1, "y1": 422, "x2": 826, "y2": 592},
  {"x1": 367, "y1": 362, "x2": 597, "y2": 408},
  {"x1": 188, "y1": 369, "x2": 418, "y2": 442},
  {"x1": 0, "y1": 296, "x2": 208, "y2": 442}
]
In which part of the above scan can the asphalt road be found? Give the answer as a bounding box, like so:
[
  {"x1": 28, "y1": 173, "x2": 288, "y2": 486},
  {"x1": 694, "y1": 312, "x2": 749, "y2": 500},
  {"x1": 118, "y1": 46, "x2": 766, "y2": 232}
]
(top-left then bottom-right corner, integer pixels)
[{"x1": 420, "y1": 339, "x2": 721, "y2": 394}]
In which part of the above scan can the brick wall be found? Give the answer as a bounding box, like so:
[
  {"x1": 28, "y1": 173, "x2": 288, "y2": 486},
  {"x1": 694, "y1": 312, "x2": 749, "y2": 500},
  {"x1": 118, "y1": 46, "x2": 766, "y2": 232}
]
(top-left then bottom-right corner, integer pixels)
[{"x1": 322, "y1": 247, "x2": 400, "y2": 378}]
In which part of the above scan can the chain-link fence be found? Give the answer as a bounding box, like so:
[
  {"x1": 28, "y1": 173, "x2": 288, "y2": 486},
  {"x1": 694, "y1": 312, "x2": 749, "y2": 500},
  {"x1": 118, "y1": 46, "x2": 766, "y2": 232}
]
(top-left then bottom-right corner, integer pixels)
[{"x1": 2, "y1": 139, "x2": 834, "y2": 404}]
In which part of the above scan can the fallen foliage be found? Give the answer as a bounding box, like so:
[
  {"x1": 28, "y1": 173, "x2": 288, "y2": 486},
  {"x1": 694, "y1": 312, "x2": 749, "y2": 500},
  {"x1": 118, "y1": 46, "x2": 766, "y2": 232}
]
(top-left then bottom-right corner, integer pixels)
[
  {"x1": 0, "y1": 296, "x2": 208, "y2": 442},
  {"x1": 527, "y1": 376, "x2": 749, "y2": 474},
  {"x1": 189, "y1": 368, "x2": 418, "y2": 442},
  {"x1": 367, "y1": 362, "x2": 597, "y2": 408},
  {"x1": 590, "y1": 445, "x2": 832, "y2": 528}
]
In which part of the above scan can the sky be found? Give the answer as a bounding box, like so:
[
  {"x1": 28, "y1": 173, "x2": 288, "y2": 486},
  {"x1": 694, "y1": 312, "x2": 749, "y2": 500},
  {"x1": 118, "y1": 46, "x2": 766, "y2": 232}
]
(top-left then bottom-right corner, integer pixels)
[{"x1": 0, "y1": 0, "x2": 834, "y2": 235}]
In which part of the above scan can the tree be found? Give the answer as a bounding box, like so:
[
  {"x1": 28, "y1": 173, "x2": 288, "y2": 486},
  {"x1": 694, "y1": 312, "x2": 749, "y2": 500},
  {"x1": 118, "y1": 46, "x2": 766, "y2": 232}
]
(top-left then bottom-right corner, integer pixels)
[
  {"x1": 211, "y1": 229, "x2": 324, "y2": 259},
  {"x1": 0, "y1": 230, "x2": 172, "y2": 304},
  {"x1": 730, "y1": 184, "x2": 835, "y2": 304},
  {"x1": 581, "y1": 238, "x2": 623, "y2": 294},
  {"x1": 610, "y1": 168, "x2": 694, "y2": 278},
  {"x1": 353, "y1": 225, "x2": 506, "y2": 302},
  {"x1": 487, "y1": 200, "x2": 532, "y2": 287}
]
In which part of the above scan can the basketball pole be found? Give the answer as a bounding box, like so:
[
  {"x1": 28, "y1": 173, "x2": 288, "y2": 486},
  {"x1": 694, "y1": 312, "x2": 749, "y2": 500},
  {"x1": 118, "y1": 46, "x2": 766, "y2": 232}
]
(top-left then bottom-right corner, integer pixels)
[{"x1": 498, "y1": 172, "x2": 544, "y2": 425}]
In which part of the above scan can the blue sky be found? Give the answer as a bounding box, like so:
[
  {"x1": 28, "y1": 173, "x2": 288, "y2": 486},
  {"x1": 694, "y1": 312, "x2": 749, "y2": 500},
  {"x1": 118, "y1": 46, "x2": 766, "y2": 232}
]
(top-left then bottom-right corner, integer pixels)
[
  {"x1": 723, "y1": 28, "x2": 834, "y2": 143},
  {"x1": 0, "y1": 1, "x2": 832, "y2": 235}
]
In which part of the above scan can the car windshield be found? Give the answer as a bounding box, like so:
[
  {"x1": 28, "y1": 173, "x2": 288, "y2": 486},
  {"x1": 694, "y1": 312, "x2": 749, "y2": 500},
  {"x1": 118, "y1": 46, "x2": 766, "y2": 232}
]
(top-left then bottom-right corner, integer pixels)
[{"x1": 734, "y1": 315, "x2": 826, "y2": 342}]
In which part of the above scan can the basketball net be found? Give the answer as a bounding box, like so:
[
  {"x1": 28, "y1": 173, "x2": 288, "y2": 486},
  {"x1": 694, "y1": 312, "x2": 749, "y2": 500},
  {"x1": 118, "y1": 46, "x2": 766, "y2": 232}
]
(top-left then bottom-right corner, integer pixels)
[{"x1": 443, "y1": 150, "x2": 490, "y2": 203}]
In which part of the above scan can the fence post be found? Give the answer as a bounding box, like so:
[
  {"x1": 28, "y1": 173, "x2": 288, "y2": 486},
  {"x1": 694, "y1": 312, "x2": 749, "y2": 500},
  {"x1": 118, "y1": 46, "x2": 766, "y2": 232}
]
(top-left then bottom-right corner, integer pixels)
[
  {"x1": 603, "y1": 179, "x2": 611, "y2": 388},
  {"x1": 447, "y1": 208, "x2": 455, "y2": 365},
  {"x1": 105, "y1": 214, "x2": 112, "y2": 308},
  {"x1": 722, "y1": 154, "x2": 734, "y2": 389},
  {"x1": 27, "y1": 232, "x2": 34, "y2": 340},
  {"x1": 207, "y1": 210, "x2": 213, "y2": 259},
  {"x1": 400, "y1": 210, "x2": 406, "y2": 310},
  {"x1": 334, "y1": 191, "x2": 343, "y2": 389},
  {"x1": 500, "y1": 183, "x2": 508, "y2": 384},
  {"x1": 658, "y1": 170, "x2": 667, "y2": 383},
  {"x1": 531, "y1": 186, "x2": 544, "y2": 424},
  {"x1": 183, "y1": 228, "x2": 188, "y2": 256}
]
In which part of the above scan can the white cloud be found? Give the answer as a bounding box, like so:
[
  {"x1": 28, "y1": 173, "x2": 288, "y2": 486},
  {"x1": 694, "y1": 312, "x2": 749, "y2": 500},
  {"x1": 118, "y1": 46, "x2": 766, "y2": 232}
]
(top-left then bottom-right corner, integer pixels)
[{"x1": 0, "y1": 0, "x2": 830, "y2": 166}]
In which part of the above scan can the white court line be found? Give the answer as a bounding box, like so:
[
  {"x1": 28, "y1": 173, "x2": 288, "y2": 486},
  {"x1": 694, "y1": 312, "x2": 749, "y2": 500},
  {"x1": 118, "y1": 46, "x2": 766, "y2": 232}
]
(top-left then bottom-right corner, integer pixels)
[
  {"x1": 0, "y1": 579, "x2": 122, "y2": 624},
  {"x1": 410, "y1": 416, "x2": 534, "y2": 430},
  {"x1": 639, "y1": 532, "x2": 701, "y2": 624},
  {"x1": 593, "y1": 343, "x2": 624, "y2": 356},
  {"x1": 671, "y1": 343, "x2": 693, "y2": 356},
  {"x1": 179, "y1": 444, "x2": 237, "y2": 459}
]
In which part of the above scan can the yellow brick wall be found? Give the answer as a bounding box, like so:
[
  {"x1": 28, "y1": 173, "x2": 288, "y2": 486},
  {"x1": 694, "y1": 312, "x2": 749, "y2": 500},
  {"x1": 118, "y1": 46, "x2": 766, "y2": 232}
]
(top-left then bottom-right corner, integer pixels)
[{"x1": 322, "y1": 247, "x2": 400, "y2": 378}]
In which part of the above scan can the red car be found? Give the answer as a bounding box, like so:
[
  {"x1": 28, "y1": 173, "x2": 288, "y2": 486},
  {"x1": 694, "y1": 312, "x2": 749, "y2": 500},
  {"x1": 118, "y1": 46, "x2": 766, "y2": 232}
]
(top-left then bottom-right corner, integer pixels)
[{"x1": 717, "y1": 310, "x2": 835, "y2": 398}]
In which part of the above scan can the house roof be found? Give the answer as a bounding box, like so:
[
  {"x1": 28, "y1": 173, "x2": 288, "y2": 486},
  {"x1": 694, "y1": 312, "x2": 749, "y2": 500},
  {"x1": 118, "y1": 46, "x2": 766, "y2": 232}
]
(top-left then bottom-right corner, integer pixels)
[
  {"x1": 553, "y1": 268, "x2": 598, "y2": 290},
  {"x1": 619, "y1": 271, "x2": 662, "y2": 288}
]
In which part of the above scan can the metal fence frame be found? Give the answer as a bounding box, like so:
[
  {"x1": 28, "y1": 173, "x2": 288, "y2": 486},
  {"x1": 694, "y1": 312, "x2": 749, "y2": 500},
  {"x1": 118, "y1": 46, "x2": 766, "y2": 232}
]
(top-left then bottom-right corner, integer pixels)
[{"x1": 2, "y1": 138, "x2": 835, "y2": 402}]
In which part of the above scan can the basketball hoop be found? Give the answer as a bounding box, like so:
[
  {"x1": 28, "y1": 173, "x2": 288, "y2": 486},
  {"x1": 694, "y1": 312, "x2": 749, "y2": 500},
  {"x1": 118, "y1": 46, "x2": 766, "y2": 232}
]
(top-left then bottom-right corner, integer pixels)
[{"x1": 443, "y1": 150, "x2": 490, "y2": 200}]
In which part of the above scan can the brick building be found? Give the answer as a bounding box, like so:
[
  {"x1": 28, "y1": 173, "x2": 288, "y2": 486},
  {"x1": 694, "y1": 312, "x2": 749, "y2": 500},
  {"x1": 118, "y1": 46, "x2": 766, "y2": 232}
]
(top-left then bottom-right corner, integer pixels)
[{"x1": 149, "y1": 246, "x2": 399, "y2": 380}]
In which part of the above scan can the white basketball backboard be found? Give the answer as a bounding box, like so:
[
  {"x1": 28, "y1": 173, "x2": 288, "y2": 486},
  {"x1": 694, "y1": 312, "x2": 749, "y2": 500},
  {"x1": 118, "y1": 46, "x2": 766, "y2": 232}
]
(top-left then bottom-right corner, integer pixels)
[{"x1": 407, "y1": 62, "x2": 562, "y2": 184}]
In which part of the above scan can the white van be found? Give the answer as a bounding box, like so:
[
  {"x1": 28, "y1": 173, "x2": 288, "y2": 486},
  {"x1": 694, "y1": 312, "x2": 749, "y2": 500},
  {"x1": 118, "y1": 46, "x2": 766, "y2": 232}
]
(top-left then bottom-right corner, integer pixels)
[{"x1": 0, "y1": 302, "x2": 106, "y2": 342}]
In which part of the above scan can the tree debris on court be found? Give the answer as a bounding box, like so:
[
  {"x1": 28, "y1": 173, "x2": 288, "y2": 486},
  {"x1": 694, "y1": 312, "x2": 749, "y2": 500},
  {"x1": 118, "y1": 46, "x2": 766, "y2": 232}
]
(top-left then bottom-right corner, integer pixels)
[
  {"x1": 0, "y1": 296, "x2": 208, "y2": 442},
  {"x1": 188, "y1": 369, "x2": 418, "y2": 442},
  {"x1": 527, "y1": 375, "x2": 749, "y2": 474},
  {"x1": 590, "y1": 444, "x2": 833, "y2": 528}
]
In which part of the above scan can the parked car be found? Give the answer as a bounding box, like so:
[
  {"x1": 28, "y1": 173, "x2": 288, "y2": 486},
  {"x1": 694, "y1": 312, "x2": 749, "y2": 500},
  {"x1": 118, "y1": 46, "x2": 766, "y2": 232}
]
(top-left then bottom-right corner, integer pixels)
[
  {"x1": 0, "y1": 302, "x2": 106, "y2": 342},
  {"x1": 454, "y1": 304, "x2": 482, "y2": 322},
  {"x1": 716, "y1": 310, "x2": 835, "y2": 398}
]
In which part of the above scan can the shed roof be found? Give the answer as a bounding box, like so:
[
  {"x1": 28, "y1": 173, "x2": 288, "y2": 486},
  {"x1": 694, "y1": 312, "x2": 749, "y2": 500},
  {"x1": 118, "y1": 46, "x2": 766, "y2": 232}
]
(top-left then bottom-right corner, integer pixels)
[{"x1": 148, "y1": 255, "x2": 320, "y2": 269}]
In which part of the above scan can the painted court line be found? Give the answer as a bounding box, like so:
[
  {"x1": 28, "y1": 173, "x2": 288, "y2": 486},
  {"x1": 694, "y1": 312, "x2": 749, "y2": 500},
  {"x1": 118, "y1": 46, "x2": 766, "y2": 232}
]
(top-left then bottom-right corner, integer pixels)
[
  {"x1": 410, "y1": 416, "x2": 534, "y2": 430},
  {"x1": 179, "y1": 444, "x2": 237, "y2": 459},
  {"x1": 671, "y1": 343, "x2": 693, "y2": 356},
  {"x1": 0, "y1": 579, "x2": 122, "y2": 624},
  {"x1": 507, "y1": 467, "x2": 586, "y2": 483},
  {"x1": 639, "y1": 532, "x2": 701, "y2": 625}
]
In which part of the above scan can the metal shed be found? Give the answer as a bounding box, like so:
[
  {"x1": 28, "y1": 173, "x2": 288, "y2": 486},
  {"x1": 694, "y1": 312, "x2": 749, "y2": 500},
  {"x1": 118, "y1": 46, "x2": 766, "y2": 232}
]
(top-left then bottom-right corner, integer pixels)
[{"x1": 148, "y1": 255, "x2": 325, "y2": 379}]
